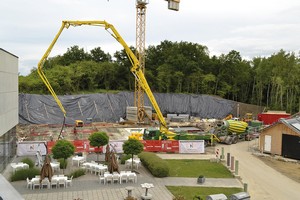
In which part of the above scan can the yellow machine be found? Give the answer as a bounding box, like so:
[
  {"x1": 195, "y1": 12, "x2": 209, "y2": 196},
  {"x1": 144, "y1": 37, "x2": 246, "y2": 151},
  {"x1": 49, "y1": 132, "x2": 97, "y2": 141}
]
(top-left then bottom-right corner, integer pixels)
[
  {"x1": 243, "y1": 113, "x2": 253, "y2": 122},
  {"x1": 223, "y1": 114, "x2": 233, "y2": 120},
  {"x1": 37, "y1": 20, "x2": 176, "y2": 140},
  {"x1": 128, "y1": 132, "x2": 143, "y2": 140},
  {"x1": 75, "y1": 120, "x2": 84, "y2": 127}
]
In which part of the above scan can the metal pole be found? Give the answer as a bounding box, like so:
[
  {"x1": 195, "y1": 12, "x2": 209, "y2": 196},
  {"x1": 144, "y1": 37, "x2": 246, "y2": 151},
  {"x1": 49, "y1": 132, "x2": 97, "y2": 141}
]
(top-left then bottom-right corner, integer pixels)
[
  {"x1": 227, "y1": 153, "x2": 231, "y2": 167},
  {"x1": 221, "y1": 147, "x2": 225, "y2": 159},
  {"x1": 244, "y1": 183, "x2": 248, "y2": 192},
  {"x1": 235, "y1": 160, "x2": 239, "y2": 175},
  {"x1": 230, "y1": 156, "x2": 235, "y2": 171}
]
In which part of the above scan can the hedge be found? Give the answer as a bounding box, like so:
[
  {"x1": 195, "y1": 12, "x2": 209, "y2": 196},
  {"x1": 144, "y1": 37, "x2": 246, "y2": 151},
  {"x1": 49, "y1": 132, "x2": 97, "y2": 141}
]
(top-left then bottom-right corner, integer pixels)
[
  {"x1": 10, "y1": 168, "x2": 40, "y2": 182},
  {"x1": 139, "y1": 152, "x2": 169, "y2": 177}
]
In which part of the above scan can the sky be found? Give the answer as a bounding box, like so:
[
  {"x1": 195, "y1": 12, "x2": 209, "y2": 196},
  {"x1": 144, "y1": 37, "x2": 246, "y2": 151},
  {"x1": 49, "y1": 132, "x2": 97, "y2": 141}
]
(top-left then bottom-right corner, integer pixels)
[{"x1": 1, "y1": 0, "x2": 300, "y2": 75}]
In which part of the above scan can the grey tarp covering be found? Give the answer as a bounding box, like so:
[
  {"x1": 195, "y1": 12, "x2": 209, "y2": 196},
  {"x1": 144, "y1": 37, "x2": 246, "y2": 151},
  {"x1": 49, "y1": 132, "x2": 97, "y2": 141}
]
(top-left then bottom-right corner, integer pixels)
[{"x1": 19, "y1": 92, "x2": 236, "y2": 125}]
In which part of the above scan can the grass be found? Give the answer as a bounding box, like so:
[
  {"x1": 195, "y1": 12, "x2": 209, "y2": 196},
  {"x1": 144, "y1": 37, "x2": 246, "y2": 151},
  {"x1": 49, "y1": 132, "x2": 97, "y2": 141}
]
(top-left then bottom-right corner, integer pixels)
[
  {"x1": 167, "y1": 186, "x2": 243, "y2": 200},
  {"x1": 166, "y1": 159, "x2": 233, "y2": 178}
]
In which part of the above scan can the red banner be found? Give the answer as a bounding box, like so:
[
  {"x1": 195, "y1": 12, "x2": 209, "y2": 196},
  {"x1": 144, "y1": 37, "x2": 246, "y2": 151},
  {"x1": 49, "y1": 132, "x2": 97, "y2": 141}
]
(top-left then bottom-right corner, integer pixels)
[
  {"x1": 47, "y1": 140, "x2": 179, "y2": 154},
  {"x1": 47, "y1": 140, "x2": 103, "y2": 154}
]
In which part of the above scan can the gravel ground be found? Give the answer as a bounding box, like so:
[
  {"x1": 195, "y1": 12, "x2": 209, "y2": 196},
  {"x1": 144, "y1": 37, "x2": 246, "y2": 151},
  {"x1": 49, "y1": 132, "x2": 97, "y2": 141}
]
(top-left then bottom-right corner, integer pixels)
[{"x1": 221, "y1": 139, "x2": 300, "y2": 200}]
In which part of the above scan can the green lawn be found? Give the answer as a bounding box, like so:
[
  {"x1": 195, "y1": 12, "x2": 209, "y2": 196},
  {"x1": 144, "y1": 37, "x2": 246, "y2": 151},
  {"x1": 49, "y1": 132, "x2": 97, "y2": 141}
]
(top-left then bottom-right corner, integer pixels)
[
  {"x1": 167, "y1": 186, "x2": 243, "y2": 200},
  {"x1": 166, "y1": 159, "x2": 233, "y2": 178}
]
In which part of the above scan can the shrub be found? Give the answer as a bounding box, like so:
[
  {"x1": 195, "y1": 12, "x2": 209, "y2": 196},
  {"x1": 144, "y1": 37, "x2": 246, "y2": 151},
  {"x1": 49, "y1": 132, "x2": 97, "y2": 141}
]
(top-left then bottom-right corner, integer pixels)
[
  {"x1": 10, "y1": 168, "x2": 40, "y2": 182},
  {"x1": 139, "y1": 152, "x2": 169, "y2": 177},
  {"x1": 21, "y1": 157, "x2": 35, "y2": 168},
  {"x1": 120, "y1": 154, "x2": 132, "y2": 164},
  {"x1": 58, "y1": 158, "x2": 68, "y2": 169},
  {"x1": 67, "y1": 169, "x2": 85, "y2": 178}
]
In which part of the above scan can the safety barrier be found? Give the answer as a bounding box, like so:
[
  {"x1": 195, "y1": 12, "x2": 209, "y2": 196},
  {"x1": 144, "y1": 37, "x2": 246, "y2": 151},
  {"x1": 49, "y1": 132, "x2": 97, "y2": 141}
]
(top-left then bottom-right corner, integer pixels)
[{"x1": 46, "y1": 140, "x2": 180, "y2": 154}]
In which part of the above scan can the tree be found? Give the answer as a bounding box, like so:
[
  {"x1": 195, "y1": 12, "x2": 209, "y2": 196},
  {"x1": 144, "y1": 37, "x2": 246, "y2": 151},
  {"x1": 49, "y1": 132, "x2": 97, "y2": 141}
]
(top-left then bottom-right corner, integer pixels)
[
  {"x1": 60, "y1": 45, "x2": 90, "y2": 66},
  {"x1": 88, "y1": 132, "x2": 109, "y2": 162},
  {"x1": 51, "y1": 140, "x2": 75, "y2": 173},
  {"x1": 122, "y1": 139, "x2": 144, "y2": 171},
  {"x1": 90, "y1": 47, "x2": 112, "y2": 62}
]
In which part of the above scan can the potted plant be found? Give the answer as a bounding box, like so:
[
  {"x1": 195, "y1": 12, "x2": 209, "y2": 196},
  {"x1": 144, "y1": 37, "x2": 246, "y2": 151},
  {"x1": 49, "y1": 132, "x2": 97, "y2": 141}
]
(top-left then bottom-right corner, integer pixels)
[{"x1": 197, "y1": 175, "x2": 205, "y2": 184}]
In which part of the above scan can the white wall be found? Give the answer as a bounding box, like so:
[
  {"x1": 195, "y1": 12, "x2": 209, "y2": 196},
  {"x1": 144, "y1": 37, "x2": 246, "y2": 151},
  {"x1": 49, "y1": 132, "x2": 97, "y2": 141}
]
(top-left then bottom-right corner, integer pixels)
[{"x1": 0, "y1": 49, "x2": 18, "y2": 136}]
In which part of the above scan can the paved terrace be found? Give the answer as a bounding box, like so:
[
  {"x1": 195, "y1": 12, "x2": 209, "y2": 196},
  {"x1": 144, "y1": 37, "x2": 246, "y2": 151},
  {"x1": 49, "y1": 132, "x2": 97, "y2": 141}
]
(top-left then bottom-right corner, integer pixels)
[{"x1": 2, "y1": 153, "x2": 243, "y2": 200}]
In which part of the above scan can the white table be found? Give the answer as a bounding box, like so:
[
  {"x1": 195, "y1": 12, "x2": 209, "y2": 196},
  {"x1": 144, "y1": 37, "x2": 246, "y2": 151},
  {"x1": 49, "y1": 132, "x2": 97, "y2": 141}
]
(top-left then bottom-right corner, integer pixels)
[
  {"x1": 30, "y1": 176, "x2": 68, "y2": 189},
  {"x1": 119, "y1": 172, "x2": 137, "y2": 184},
  {"x1": 50, "y1": 162, "x2": 60, "y2": 172},
  {"x1": 31, "y1": 176, "x2": 67, "y2": 182},
  {"x1": 141, "y1": 183, "x2": 154, "y2": 199},
  {"x1": 82, "y1": 162, "x2": 108, "y2": 175},
  {"x1": 103, "y1": 172, "x2": 137, "y2": 184},
  {"x1": 52, "y1": 176, "x2": 68, "y2": 182},
  {"x1": 11, "y1": 163, "x2": 29, "y2": 173},
  {"x1": 72, "y1": 156, "x2": 85, "y2": 167},
  {"x1": 126, "y1": 158, "x2": 141, "y2": 169}
]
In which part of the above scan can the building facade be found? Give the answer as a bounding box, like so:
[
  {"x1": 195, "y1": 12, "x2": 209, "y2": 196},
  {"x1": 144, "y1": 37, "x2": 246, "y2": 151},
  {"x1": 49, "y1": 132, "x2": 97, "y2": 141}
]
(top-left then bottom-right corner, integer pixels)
[
  {"x1": 0, "y1": 48, "x2": 18, "y2": 172},
  {"x1": 259, "y1": 117, "x2": 300, "y2": 160}
]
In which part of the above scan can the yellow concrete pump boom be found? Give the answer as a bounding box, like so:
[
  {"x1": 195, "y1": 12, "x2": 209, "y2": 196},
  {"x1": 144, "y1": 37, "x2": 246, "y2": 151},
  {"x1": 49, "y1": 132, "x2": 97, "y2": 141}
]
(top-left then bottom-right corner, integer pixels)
[{"x1": 37, "y1": 20, "x2": 175, "y2": 139}]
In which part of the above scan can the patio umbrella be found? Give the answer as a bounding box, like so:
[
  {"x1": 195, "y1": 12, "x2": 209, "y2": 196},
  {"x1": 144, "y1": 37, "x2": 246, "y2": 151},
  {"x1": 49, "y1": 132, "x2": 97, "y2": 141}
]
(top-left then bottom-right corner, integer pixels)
[
  {"x1": 108, "y1": 151, "x2": 119, "y2": 173},
  {"x1": 40, "y1": 154, "x2": 53, "y2": 182},
  {"x1": 105, "y1": 145, "x2": 110, "y2": 162}
]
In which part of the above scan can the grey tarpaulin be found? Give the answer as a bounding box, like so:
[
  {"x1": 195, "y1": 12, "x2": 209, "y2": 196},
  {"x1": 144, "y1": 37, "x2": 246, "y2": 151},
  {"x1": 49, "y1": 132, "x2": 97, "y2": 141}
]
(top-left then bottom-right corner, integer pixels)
[{"x1": 18, "y1": 92, "x2": 236, "y2": 125}]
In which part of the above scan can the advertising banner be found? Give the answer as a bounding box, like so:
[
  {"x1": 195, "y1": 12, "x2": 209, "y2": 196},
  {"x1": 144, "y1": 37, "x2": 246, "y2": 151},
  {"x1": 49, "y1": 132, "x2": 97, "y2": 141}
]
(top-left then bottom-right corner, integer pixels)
[
  {"x1": 104, "y1": 141, "x2": 125, "y2": 154},
  {"x1": 179, "y1": 140, "x2": 205, "y2": 153},
  {"x1": 17, "y1": 141, "x2": 47, "y2": 156}
]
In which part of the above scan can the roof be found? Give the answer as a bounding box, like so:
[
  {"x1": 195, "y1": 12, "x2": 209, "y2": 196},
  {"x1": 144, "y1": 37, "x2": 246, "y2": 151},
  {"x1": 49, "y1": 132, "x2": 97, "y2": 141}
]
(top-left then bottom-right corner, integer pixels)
[
  {"x1": 260, "y1": 115, "x2": 300, "y2": 135},
  {"x1": 0, "y1": 48, "x2": 18, "y2": 58},
  {"x1": 280, "y1": 117, "x2": 300, "y2": 134}
]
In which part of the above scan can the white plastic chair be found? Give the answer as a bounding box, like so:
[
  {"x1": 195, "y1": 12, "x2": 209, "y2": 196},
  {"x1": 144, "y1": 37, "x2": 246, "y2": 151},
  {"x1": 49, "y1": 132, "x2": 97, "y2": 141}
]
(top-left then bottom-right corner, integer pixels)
[
  {"x1": 105, "y1": 174, "x2": 113, "y2": 184},
  {"x1": 120, "y1": 174, "x2": 127, "y2": 184},
  {"x1": 95, "y1": 167, "x2": 101, "y2": 175},
  {"x1": 128, "y1": 174, "x2": 135, "y2": 183},
  {"x1": 51, "y1": 179, "x2": 58, "y2": 189},
  {"x1": 99, "y1": 175, "x2": 105, "y2": 184},
  {"x1": 112, "y1": 174, "x2": 119, "y2": 184},
  {"x1": 66, "y1": 176, "x2": 73, "y2": 187},
  {"x1": 125, "y1": 161, "x2": 131, "y2": 169},
  {"x1": 58, "y1": 179, "x2": 66, "y2": 188},
  {"x1": 26, "y1": 178, "x2": 32, "y2": 189},
  {"x1": 41, "y1": 178, "x2": 50, "y2": 189},
  {"x1": 32, "y1": 179, "x2": 40, "y2": 190}
]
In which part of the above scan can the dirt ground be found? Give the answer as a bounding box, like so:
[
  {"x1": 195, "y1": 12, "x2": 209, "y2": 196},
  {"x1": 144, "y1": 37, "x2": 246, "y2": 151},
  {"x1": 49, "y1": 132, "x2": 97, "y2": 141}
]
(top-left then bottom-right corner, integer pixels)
[{"x1": 257, "y1": 156, "x2": 300, "y2": 183}]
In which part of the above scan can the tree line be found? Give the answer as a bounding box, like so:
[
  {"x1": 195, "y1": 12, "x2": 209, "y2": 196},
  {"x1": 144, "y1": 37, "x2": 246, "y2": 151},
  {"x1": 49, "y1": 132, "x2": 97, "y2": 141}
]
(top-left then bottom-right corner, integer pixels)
[{"x1": 19, "y1": 41, "x2": 300, "y2": 114}]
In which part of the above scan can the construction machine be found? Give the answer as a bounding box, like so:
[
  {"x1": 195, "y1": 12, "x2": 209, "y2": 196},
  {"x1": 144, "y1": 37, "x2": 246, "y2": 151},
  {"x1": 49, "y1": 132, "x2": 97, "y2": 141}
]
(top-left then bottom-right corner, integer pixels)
[
  {"x1": 37, "y1": 20, "x2": 176, "y2": 140},
  {"x1": 213, "y1": 119, "x2": 249, "y2": 144}
]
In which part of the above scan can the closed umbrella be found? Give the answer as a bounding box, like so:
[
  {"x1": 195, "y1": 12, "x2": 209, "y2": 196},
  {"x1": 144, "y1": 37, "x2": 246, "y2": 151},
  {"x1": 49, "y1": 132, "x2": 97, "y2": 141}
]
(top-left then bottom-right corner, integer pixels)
[
  {"x1": 40, "y1": 154, "x2": 53, "y2": 182},
  {"x1": 108, "y1": 151, "x2": 119, "y2": 173},
  {"x1": 105, "y1": 145, "x2": 110, "y2": 162}
]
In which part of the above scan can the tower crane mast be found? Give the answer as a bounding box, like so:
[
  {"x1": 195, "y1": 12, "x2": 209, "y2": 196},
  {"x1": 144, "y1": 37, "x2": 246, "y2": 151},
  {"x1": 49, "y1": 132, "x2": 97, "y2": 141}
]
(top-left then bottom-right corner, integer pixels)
[
  {"x1": 135, "y1": 0, "x2": 180, "y2": 123},
  {"x1": 135, "y1": 0, "x2": 148, "y2": 122}
]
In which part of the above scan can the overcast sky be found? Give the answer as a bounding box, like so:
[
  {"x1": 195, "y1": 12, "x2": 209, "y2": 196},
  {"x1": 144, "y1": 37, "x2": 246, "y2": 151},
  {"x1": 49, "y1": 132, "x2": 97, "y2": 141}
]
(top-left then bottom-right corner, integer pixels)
[{"x1": 1, "y1": 0, "x2": 300, "y2": 75}]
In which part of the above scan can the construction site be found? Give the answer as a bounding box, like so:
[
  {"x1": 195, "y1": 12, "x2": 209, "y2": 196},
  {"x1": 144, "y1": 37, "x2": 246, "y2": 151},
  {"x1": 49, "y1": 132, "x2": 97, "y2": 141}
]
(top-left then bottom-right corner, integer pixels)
[
  {"x1": 18, "y1": 90, "x2": 265, "y2": 154},
  {"x1": 2, "y1": 1, "x2": 300, "y2": 200},
  {"x1": 16, "y1": 12, "x2": 265, "y2": 154}
]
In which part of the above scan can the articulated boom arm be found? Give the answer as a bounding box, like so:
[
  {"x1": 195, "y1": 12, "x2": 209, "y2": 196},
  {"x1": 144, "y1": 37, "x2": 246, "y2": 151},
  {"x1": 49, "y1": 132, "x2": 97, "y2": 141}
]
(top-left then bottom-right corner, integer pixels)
[{"x1": 37, "y1": 20, "x2": 174, "y2": 138}]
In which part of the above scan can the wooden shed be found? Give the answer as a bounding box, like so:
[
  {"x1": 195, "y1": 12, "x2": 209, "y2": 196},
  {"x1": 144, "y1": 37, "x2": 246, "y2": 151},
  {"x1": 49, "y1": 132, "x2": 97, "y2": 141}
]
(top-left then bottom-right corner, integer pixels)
[{"x1": 259, "y1": 117, "x2": 300, "y2": 160}]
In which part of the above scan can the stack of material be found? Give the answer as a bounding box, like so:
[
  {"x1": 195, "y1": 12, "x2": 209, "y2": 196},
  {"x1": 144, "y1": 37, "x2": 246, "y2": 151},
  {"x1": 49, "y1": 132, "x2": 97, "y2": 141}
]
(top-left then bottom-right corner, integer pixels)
[
  {"x1": 167, "y1": 114, "x2": 189, "y2": 122},
  {"x1": 126, "y1": 106, "x2": 152, "y2": 122}
]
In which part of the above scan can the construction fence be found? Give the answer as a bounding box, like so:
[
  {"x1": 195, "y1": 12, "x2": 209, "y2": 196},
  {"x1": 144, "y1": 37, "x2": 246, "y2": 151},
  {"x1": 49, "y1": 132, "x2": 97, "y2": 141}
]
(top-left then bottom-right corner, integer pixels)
[{"x1": 17, "y1": 140, "x2": 206, "y2": 156}]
